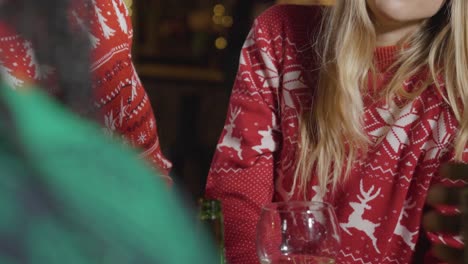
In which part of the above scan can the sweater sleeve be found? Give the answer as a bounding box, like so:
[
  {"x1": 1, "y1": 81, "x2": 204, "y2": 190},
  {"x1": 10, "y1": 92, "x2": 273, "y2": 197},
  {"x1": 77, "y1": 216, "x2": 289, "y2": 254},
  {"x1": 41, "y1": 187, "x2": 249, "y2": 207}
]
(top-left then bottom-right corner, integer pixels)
[
  {"x1": 205, "y1": 19, "x2": 281, "y2": 264},
  {"x1": 88, "y1": 0, "x2": 172, "y2": 180},
  {"x1": 425, "y1": 146, "x2": 468, "y2": 262}
]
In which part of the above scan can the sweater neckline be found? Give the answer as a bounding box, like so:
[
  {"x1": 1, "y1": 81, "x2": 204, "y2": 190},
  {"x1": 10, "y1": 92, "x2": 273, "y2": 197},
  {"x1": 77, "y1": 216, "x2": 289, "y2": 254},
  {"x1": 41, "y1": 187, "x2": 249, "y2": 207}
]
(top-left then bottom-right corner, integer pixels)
[{"x1": 374, "y1": 45, "x2": 399, "y2": 73}]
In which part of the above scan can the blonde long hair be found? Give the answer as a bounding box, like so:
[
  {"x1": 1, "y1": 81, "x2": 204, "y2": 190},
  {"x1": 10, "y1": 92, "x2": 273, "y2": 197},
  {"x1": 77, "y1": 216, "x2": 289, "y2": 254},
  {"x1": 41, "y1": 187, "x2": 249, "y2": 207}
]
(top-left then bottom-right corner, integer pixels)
[{"x1": 295, "y1": 0, "x2": 468, "y2": 193}]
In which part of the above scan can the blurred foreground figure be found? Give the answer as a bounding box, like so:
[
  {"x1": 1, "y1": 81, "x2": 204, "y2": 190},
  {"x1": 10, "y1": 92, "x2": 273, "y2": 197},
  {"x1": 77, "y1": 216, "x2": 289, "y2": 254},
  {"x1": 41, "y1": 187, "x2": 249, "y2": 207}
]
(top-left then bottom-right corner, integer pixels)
[
  {"x1": 0, "y1": 82, "x2": 216, "y2": 264},
  {"x1": 424, "y1": 164, "x2": 468, "y2": 264}
]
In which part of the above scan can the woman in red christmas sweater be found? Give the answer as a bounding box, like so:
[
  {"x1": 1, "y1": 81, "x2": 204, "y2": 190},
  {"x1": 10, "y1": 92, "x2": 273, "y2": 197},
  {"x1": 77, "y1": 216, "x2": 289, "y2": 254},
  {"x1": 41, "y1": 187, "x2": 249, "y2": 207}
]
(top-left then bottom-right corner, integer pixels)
[
  {"x1": 0, "y1": 0, "x2": 172, "y2": 179},
  {"x1": 206, "y1": 0, "x2": 468, "y2": 263}
]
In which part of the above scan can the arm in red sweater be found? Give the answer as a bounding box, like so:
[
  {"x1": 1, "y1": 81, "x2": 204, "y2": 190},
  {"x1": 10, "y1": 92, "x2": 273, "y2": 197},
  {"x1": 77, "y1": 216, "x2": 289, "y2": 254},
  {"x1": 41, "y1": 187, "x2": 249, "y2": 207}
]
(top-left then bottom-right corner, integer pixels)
[
  {"x1": 88, "y1": 0, "x2": 172, "y2": 179},
  {"x1": 424, "y1": 148, "x2": 468, "y2": 263},
  {"x1": 205, "y1": 20, "x2": 281, "y2": 264}
]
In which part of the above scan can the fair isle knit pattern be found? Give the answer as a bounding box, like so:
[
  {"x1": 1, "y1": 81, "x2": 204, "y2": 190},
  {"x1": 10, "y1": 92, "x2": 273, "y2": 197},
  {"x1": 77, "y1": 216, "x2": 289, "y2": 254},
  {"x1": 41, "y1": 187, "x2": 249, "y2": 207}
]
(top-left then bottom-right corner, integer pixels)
[
  {"x1": 0, "y1": 0, "x2": 172, "y2": 178},
  {"x1": 206, "y1": 5, "x2": 468, "y2": 264}
]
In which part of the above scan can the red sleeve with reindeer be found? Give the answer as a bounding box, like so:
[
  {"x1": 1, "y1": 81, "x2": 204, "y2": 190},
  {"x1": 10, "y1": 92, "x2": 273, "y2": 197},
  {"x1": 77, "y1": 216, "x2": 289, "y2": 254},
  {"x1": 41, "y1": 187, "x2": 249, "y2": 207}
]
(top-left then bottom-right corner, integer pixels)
[
  {"x1": 0, "y1": 0, "x2": 172, "y2": 179},
  {"x1": 206, "y1": 5, "x2": 467, "y2": 264},
  {"x1": 205, "y1": 21, "x2": 279, "y2": 264}
]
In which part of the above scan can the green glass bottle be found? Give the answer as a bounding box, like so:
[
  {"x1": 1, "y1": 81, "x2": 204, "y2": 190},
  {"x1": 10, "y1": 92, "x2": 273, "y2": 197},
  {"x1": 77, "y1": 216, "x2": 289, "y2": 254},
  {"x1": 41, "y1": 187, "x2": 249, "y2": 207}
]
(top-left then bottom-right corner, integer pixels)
[{"x1": 199, "y1": 198, "x2": 226, "y2": 264}]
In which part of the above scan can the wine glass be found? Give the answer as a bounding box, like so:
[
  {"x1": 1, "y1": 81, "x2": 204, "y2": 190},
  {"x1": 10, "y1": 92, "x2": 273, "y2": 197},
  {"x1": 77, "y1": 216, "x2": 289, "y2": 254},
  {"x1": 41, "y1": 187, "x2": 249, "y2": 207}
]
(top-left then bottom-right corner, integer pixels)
[{"x1": 256, "y1": 201, "x2": 340, "y2": 264}]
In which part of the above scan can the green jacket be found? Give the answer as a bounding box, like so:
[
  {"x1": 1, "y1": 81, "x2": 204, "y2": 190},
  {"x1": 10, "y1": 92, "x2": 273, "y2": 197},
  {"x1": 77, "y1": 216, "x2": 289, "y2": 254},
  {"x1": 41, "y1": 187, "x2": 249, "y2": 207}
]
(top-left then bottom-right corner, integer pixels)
[{"x1": 0, "y1": 84, "x2": 216, "y2": 264}]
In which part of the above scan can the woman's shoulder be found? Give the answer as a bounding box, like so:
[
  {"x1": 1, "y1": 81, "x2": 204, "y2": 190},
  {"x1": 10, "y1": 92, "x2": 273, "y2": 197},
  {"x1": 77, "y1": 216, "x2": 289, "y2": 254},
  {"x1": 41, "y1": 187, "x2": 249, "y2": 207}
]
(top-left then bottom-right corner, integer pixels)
[
  {"x1": 241, "y1": 5, "x2": 321, "y2": 115},
  {"x1": 254, "y1": 4, "x2": 323, "y2": 42},
  {"x1": 257, "y1": 4, "x2": 323, "y2": 22}
]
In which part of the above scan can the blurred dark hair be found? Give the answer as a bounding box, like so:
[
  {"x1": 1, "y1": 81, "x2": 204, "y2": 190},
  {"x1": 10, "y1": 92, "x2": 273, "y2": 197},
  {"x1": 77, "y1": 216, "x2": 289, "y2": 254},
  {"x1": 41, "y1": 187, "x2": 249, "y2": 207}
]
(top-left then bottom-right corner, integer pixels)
[{"x1": 0, "y1": 0, "x2": 93, "y2": 114}]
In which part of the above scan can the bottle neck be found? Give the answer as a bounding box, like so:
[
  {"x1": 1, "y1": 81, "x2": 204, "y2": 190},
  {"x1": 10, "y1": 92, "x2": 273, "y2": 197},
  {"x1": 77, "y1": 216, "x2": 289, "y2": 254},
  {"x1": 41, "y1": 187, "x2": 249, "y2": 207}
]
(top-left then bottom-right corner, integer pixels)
[{"x1": 199, "y1": 199, "x2": 223, "y2": 220}]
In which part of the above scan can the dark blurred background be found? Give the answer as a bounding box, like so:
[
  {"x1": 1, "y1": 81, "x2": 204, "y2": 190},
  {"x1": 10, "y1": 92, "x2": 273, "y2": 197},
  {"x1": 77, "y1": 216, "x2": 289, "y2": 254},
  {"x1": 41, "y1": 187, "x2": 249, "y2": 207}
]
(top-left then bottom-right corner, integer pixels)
[{"x1": 131, "y1": 0, "x2": 333, "y2": 201}]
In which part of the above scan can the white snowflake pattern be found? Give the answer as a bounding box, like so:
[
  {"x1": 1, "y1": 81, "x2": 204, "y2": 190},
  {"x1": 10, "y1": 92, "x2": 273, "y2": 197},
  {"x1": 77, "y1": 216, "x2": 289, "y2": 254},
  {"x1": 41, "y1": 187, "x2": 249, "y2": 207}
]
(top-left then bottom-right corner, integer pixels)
[
  {"x1": 368, "y1": 102, "x2": 419, "y2": 153},
  {"x1": 137, "y1": 132, "x2": 147, "y2": 144},
  {"x1": 283, "y1": 70, "x2": 307, "y2": 108},
  {"x1": 422, "y1": 113, "x2": 451, "y2": 161},
  {"x1": 255, "y1": 47, "x2": 280, "y2": 89}
]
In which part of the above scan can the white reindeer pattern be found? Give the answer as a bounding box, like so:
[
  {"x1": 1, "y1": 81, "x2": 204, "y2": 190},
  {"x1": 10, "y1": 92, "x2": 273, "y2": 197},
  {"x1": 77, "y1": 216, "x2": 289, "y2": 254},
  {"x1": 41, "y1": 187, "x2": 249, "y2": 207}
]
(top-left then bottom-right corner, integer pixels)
[
  {"x1": 217, "y1": 107, "x2": 243, "y2": 160},
  {"x1": 252, "y1": 113, "x2": 277, "y2": 153},
  {"x1": 340, "y1": 180, "x2": 382, "y2": 253},
  {"x1": 394, "y1": 198, "x2": 418, "y2": 250}
]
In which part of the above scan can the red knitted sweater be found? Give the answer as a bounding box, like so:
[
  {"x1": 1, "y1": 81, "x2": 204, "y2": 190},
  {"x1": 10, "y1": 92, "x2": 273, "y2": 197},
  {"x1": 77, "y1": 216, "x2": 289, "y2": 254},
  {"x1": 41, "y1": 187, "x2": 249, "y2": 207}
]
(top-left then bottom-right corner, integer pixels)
[
  {"x1": 206, "y1": 5, "x2": 468, "y2": 264},
  {"x1": 0, "y1": 0, "x2": 172, "y2": 179}
]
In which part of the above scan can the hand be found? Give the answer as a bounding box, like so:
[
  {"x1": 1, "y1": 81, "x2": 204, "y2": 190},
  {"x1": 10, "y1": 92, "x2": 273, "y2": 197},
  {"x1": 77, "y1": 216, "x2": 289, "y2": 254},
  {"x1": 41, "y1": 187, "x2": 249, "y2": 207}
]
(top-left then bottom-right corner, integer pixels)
[{"x1": 424, "y1": 163, "x2": 468, "y2": 264}]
